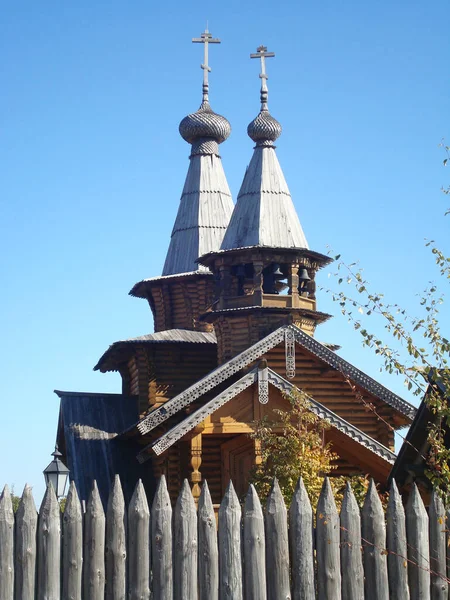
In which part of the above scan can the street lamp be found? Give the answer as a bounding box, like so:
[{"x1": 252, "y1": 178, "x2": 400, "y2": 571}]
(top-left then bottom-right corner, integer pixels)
[{"x1": 43, "y1": 445, "x2": 70, "y2": 498}]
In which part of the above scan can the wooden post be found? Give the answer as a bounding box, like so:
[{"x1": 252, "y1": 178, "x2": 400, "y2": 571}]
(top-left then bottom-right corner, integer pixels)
[
  {"x1": 362, "y1": 479, "x2": 389, "y2": 600},
  {"x1": 84, "y1": 481, "x2": 105, "y2": 600},
  {"x1": 429, "y1": 490, "x2": 447, "y2": 600},
  {"x1": 62, "y1": 481, "x2": 83, "y2": 600},
  {"x1": 265, "y1": 479, "x2": 290, "y2": 600},
  {"x1": 190, "y1": 432, "x2": 202, "y2": 502},
  {"x1": 218, "y1": 481, "x2": 243, "y2": 600},
  {"x1": 173, "y1": 480, "x2": 198, "y2": 600},
  {"x1": 406, "y1": 484, "x2": 430, "y2": 600},
  {"x1": 198, "y1": 481, "x2": 219, "y2": 600},
  {"x1": 37, "y1": 483, "x2": 61, "y2": 600},
  {"x1": 243, "y1": 485, "x2": 266, "y2": 600},
  {"x1": 253, "y1": 260, "x2": 264, "y2": 305},
  {"x1": 316, "y1": 477, "x2": 341, "y2": 600},
  {"x1": 289, "y1": 477, "x2": 315, "y2": 600},
  {"x1": 340, "y1": 482, "x2": 364, "y2": 600},
  {"x1": 151, "y1": 476, "x2": 172, "y2": 600},
  {"x1": 128, "y1": 480, "x2": 150, "y2": 600},
  {"x1": 0, "y1": 486, "x2": 14, "y2": 600},
  {"x1": 106, "y1": 475, "x2": 127, "y2": 600},
  {"x1": 15, "y1": 485, "x2": 37, "y2": 600},
  {"x1": 386, "y1": 480, "x2": 409, "y2": 600},
  {"x1": 289, "y1": 262, "x2": 300, "y2": 307}
]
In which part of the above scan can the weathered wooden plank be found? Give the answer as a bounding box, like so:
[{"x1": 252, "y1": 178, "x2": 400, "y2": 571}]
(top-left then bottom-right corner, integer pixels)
[
  {"x1": 362, "y1": 479, "x2": 389, "y2": 600},
  {"x1": 84, "y1": 480, "x2": 105, "y2": 600},
  {"x1": 218, "y1": 481, "x2": 243, "y2": 600},
  {"x1": 173, "y1": 479, "x2": 198, "y2": 600},
  {"x1": 198, "y1": 481, "x2": 218, "y2": 600},
  {"x1": 37, "y1": 483, "x2": 61, "y2": 600},
  {"x1": 128, "y1": 479, "x2": 150, "y2": 600},
  {"x1": 62, "y1": 481, "x2": 83, "y2": 600},
  {"x1": 151, "y1": 475, "x2": 173, "y2": 600},
  {"x1": 289, "y1": 477, "x2": 314, "y2": 600},
  {"x1": 429, "y1": 490, "x2": 447, "y2": 600},
  {"x1": 406, "y1": 484, "x2": 430, "y2": 600},
  {"x1": 14, "y1": 485, "x2": 37, "y2": 600},
  {"x1": 386, "y1": 480, "x2": 409, "y2": 600},
  {"x1": 340, "y1": 482, "x2": 364, "y2": 600},
  {"x1": 316, "y1": 477, "x2": 341, "y2": 600},
  {"x1": 243, "y1": 485, "x2": 266, "y2": 600},
  {"x1": 265, "y1": 479, "x2": 289, "y2": 600},
  {"x1": 106, "y1": 475, "x2": 127, "y2": 600},
  {"x1": 0, "y1": 486, "x2": 14, "y2": 600}
]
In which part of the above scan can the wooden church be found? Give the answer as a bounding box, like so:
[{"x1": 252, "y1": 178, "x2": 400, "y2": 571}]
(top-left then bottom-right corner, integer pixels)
[{"x1": 56, "y1": 32, "x2": 417, "y2": 507}]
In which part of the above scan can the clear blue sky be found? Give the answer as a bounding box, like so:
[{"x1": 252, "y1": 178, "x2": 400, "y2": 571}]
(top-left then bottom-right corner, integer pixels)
[{"x1": 1, "y1": 1, "x2": 448, "y2": 503}]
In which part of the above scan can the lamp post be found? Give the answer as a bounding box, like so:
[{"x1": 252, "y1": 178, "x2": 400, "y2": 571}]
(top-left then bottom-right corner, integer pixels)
[{"x1": 43, "y1": 445, "x2": 70, "y2": 498}]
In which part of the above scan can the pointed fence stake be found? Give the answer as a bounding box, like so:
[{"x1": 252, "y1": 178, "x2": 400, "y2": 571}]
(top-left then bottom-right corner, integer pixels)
[
  {"x1": 362, "y1": 479, "x2": 389, "y2": 600},
  {"x1": 105, "y1": 475, "x2": 126, "y2": 600},
  {"x1": 265, "y1": 479, "x2": 289, "y2": 600},
  {"x1": 62, "y1": 481, "x2": 83, "y2": 600},
  {"x1": 15, "y1": 485, "x2": 38, "y2": 600},
  {"x1": 173, "y1": 480, "x2": 198, "y2": 600},
  {"x1": 151, "y1": 476, "x2": 172, "y2": 600},
  {"x1": 83, "y1": 480, "x2": 105, "y2": 600},
  {"x1": 243, "y1": 485, "x2": 266, "y2": 600},
  {"x1": 128, "y1": 480, "x2": 150, "y2": 600},
  {"x1": 406, "y1": 484, "x2": 430, "y2": 600},
  {"x1": 37, "y1": 483, "x2": 61, "y2": 600},
  {"x1": 0, "y1": 486, "x2": 14, "y2": 600},
  {"x1": 340, "y1": 482, "x2": 364, "y2": 600},
  {"x1": 316, "y1": 478, "x2": 341, "y2": 600},
  {"x1": 386, "y1": 480, "x2": 409, "y2": 600},
  {"x1": 198, "y1": 481, "x2": 218, "y2": 600},
  {"x1": 289, "y1": 477, "x2": 315, "y2": 600},
  {"x1": 429, "y1": 489, "x2": 447, "y2": 600},
  {"x1": 218, "y1": 481, "x2": 243, "y2": 600}
]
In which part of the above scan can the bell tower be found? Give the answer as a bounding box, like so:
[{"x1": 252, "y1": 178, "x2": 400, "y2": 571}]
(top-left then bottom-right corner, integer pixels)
[
  {"x1": 130, "y1": 29, "x2": 234, "y2": 332},
  {"x1": 198, "y1": 46, "x2": 332, "y2": 363}
]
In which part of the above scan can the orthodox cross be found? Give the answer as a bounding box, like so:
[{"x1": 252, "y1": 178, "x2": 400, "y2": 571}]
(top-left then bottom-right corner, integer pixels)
[
  {"x1": 192, "y1": 28, "x2": 221, "y2": 102},
  {"x1": 250, "y1": 45, "x2": 275, "y2": 110}
]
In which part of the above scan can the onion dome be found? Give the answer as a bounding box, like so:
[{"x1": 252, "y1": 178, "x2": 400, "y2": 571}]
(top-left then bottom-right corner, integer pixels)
[
  {"x1": 179, "y1": 100, "x2": 231, "y2": 146},
  {"x1": 247, "y1": 110, "x2": 281, "y2": 146}
]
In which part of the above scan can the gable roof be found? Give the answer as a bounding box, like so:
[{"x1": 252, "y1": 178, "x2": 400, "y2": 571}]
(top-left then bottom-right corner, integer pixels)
[
  {"x1": 135, "y1": 324, "x2": 416, "y2": 436},
  {"x1": 137, "y1": 366, "x2": 395, "y2": 466}
]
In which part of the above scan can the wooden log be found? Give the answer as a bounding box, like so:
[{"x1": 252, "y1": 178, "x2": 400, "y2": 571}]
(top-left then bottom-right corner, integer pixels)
[
  {"x1": 265, "y1": 479, "x2": 290, "y2": 600},
  {"x1": 340, "y1": 482, "x2": 364, "y2": 600},
  {"x1": 316, "y1": 477, "x2": 341, "y2": 600},
  {"x1": 429, "y1": 490, "x2": 447, "y2": 600},
  {"x1": 289, "y1": 477, "x2": 315, "y2": 600},
  {"x1": 386, "y1": 480, "x2": 409, "y2": 600},
  {"x1": 362, "y1": 479, "x2": 389, "y2": 600},
  {"x1": 37, "y1": 483, "x2": 61, "y2": 600},
  {"x1": 173, "y1": 479, "x2": 198, "y2": 600},
  {"x1": 106, "y1": 475, "x2": 127, "y2": 600},
  {"x1": 0, "y1": 486, "x2": 14, "y2": 600},
  {"x1": 243, "y1": 485, "x2": 266, "y2": 600},
  {"x1": 15, "y1": 485, "x2": 37, "y2": 600},
  {"x1": 84, "y1": 480, "x2": 105, "y2": 600},
  {"x1": 128, "y1": 480, "x2": 150, "y2": 600},
  {"x1": 218, "y1": 481, "x2": 243, "y2": 600},
  {"x1": 406, "y1": 484, "x2": 430, "y2": 600},
  {"x1": 151, "y1": 475, "x2": 173, "y2": 600},
  {"x1": 198, "y1": 481, "x2": 218, "y2": 600},
  {"x1": 62, "y1": 481, "x2": 83, "y2": 600}
]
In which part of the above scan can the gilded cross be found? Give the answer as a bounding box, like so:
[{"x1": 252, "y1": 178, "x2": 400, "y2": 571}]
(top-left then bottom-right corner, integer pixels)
[
  {"x1": 250, "y1": 45, "x2": 275, "y2": 109},
  {"x1": 192, "y1": 28, "x2": 221, "y2": 102}
]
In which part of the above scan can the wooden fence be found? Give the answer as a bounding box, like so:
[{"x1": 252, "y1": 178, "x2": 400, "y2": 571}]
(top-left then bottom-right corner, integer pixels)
[{"x1": 0, "y1": 475, "x2": 449, "y2": 599}]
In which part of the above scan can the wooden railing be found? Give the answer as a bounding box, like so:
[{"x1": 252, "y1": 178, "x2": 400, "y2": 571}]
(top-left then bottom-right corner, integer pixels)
[{"x1": 0, "y1": 475, "x2": 448, "y2": 599}]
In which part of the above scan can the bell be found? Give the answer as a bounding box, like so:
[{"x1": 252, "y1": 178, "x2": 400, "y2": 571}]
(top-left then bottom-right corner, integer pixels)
[
  {"x1": 272, "y1": 264, "x2": 285, "y2": 280},
  {"x1": 235, "y1": 264, "x2": 246, "y2": 278},
  {"x1": 298, "y1": 268, "x2": 310, "y2": 284}
]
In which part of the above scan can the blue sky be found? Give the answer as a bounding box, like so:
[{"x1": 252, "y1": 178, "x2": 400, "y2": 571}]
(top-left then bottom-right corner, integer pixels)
[{"x1": 1, "y1": 1, "x2": 448, "y2": 503}]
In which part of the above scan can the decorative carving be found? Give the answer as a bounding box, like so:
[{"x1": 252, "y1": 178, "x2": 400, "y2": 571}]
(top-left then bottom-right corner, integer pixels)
[
  {"x1": 258, "y1": 364, "x2": 269, "y2": 404},
  {"x1": 285, "y1": 328, "x2": 296, "y2": 379}
]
